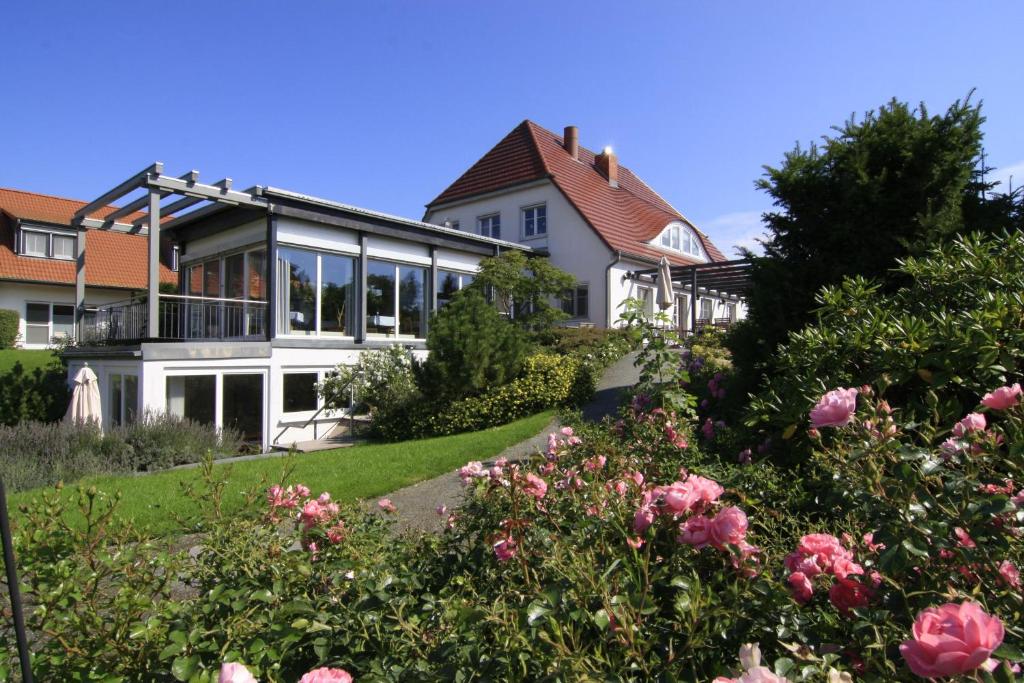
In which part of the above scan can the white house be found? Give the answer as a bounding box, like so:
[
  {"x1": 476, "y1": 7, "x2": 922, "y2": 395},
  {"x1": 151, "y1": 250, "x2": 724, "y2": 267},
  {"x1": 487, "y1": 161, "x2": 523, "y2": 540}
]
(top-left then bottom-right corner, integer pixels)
[
  {"x1": 0, "y1": 187, "x2": 178, "y2": 348},
  {"x1": 57, "y1": 164, "x2": 530, "y2": 451},
  {"x1": 422, "y1": 121, "x2": 747, "y2": 331}
]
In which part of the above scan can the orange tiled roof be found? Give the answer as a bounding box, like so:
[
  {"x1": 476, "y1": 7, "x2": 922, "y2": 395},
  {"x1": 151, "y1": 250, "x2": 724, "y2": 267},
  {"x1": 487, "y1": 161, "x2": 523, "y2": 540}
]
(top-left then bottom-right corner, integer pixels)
[
  {"x1": 0, "y1": 187, "x2": 177, "y2": 289},
  {"x1": 426, "y1": 120, "x2": 727, "y2": 265}
]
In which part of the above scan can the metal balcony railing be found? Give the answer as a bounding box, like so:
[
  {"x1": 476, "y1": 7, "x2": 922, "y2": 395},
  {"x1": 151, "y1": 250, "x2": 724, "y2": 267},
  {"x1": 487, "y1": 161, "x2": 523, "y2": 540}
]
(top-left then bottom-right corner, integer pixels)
[{"x1": 83, "y1": 294, "x2": 267, "y2": 343}]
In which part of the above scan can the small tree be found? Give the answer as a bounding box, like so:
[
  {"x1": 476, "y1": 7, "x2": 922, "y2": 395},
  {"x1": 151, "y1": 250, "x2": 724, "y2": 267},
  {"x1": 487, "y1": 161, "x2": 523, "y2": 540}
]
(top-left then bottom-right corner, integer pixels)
[
  {"x1": 319, "y1": 345, "x2": 418, "y2": 415},
  {"x1": 467, "y1": 250, "x2": 575, "y2": 332},
  {"x1": 418, "y1": 290, "x2": 527, "y2": 400}
]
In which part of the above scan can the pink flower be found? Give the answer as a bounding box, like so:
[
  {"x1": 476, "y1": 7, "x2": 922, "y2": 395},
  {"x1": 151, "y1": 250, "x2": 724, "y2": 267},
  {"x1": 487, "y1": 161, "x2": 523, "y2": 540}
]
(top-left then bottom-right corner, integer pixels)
[
  {"x1": 709, "y1": 507, "x2": 748, "y2": 550},
  {"x1": 784, "y1": 551, "x2": 823, "y2": 578},
  {"x1": 613, "y1": 480, "x2": 628, "y2": 496},
  {"x1": 701, "y1": 418, "x2": 716, "y2": 440},
  {"x1": 300, "y1": 500, "x2": 325, "y2": 529},
  {"x1": 633, "y1": 506, "x2": 656, "y2": 535},
  {"x1": 493, "y1": 537, "x2": 516, "y2": 562},
  {"x1": 795, "y1": 533, "x2": 853, "y2": 574},
  {"x1": 954, "y1": 527, "x2": 976, "y2": 549},
  {"x1": 435, "y1": 504, "x2": 447, "y2": 516},
  {"x1": 560, "y1": 426, "x2": 574, "y2": 437},
  {"x1": 317, "y1": 492, "x2": 331, "y2": 504},
  {"x1": 299, "y1": 667, "x2": 353, "y2": 683},
  {"x1": 899, "y1": 601, "x2": 1005, "y2": 678},
  {"x1": 677, "y1": 515, "x2": 713, "y2": 548},
  {"x1": 831, "y1": 556, "x2": 864, "y2": 580},
  {"x1": 295, "y1": 484, "x2": 311, "y2": 498},
  {"x1": 981, "y1": 383, "x2": 1022, "y2": 410},
  {"x1": 952, "y1": 412, "x2": 987, "y2": 437},
  {"x1": 626, "y1": 536, "x2": 645, "y2": 550},
  {"x1": 326, "y1": 523, "x2": 346, "y2": 544},
  {"x1": 828, "y1": 577, "x2": 872, "y2": 614},
  {"x1": 788, "y1": 571, "x2": 813, "y2": 604},
  {"x1": 809, "y1": 387, "x2": 858, "y2": 428},
  {"x1": 738, "y1": 448, "x2": 752, "y2": 465},
  {"x1": 377, "y1": 498, "x2": 396, "y2": 513},
  {"x1": 663, "y1": 475, "x2": 724, "y2": 515},
  {"x1": 998, "y1": 560, "x2": 1020, "y2": 588},
  {"x1": 219, "y1": 662, "x2": 258, "y2": 683},
  {"x1": 494, "y1": 457, "x2": 509, "y2": 467},
  {"x1": 523, "y1": 473, "x2": 548, "y2": 499}
]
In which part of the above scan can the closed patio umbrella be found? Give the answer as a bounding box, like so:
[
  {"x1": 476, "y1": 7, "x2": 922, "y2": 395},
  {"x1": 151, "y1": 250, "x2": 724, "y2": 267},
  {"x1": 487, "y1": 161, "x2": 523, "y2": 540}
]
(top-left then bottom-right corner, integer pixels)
[
  {"x1": 656, "y1": 256, "x2": 674, "y2": 310},
  {"x1": 65, "y1": 365, "x2": 102, "y2": 431}
]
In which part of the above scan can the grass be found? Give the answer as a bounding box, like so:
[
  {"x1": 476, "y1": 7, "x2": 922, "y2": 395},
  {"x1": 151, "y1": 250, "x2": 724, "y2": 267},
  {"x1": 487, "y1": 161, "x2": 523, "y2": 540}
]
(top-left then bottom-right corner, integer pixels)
[
  {"x1": 0, "y1": 348, "x2": 58, "y2": 374},
  {"x1": 11, "y1": 410, "x2": 555, "y2": 536}
]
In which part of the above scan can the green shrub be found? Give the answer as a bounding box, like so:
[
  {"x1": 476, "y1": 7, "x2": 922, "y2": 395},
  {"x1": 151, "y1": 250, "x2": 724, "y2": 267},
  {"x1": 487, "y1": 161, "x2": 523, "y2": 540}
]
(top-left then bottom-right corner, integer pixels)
[
  {"x1": 319, "y1": 344, "x2": 418, "y2": 415},
  {"x1": 746, "y1": 231, "x2": 1024, "y2": 462},
  {"x1": 0, "y1": 309, "x2": 18, "y2": 348},
  {"x1": 114, "y1": 411, "x2": 243, "y2": 472},
  {"x1": 417, "y1": 290, "x2": 528, "y2": 400},
  {"x1": 0, "y1": 357, "x2": 70, "y2": 425}
]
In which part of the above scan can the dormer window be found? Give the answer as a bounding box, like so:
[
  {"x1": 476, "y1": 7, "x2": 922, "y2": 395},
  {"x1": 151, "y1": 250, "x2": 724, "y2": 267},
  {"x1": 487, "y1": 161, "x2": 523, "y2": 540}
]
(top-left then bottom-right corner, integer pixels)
[
  {"x1": 20, "y1": 226, "x2": 77, "y2": 260},
  {"x1": 654, "y1": 222, "x2": 706, "y2": 261}
]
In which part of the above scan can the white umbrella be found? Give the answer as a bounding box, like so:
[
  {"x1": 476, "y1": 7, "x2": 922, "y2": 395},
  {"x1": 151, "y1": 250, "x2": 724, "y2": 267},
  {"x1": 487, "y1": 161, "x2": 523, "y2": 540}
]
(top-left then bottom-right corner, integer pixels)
[
  {"x1": 656, "y1": 256, "x2": 674, "y2": 310},
  {"x1": 65, "y1": 365, "x2": 102, "y2": 430}
]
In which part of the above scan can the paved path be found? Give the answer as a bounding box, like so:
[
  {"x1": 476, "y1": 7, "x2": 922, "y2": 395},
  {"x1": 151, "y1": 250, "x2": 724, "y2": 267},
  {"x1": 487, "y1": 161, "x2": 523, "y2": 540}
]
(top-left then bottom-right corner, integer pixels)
[{"x1": 377, "y1": 352, "x2": 640, "y2": 535}]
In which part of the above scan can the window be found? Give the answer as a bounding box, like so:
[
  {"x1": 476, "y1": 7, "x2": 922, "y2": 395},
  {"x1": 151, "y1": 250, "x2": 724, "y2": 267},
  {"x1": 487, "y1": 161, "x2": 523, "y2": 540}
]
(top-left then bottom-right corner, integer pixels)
[
  {"x1": 560, "y1": 284, "x2": 589, "y2": 318},
  {"x1": 445, "y1": 219, "x2": 460, "y2": 231},
  {"x1": 321, "y1": 253, "x2": 357, "y2": 336},
  {"x1": 222, "y1": 374, "x2": 264, "y2": 443},
  {"x1": 21, "y1": 229, "x2": 77, "y2": 260},
  {"x1": 283, "y1": 372, "x2": 319, "y2": 413},
  {"x1": 700, "y1": 298, "x2": 714, "y2": 321},
  {"x1": 367, "y1": 260, "x2": 428, "y2": 338},
  {"x1": 225, "y1": 253, "x2": 246, "y2": 299},
  {"x1": 477, "y1": 214, "x2": 501, "y2": 239},
  {"x1": 109, "y1": 374, "x2": 138, "y2": 427},
  {"x1": 637, "y1": 287, "x2": 654, "y2": 317},
  {"x1": 522, "y1": 204, "x2": 547, "y2": 238},
  {"x1": 727, "y1": 302, "x2": 737, "y2": 322},
  {"x1": 171, "y1": 246, "x2": 180, "y2": 272},
  {"x1": 166, "y1": 375, "x2": 216, "y2": 426},
  {"x1": 53, "y1": 234, "x2": 76, "y2": 260},
  {"x1": 654, "y1": 223, "x2": 706, "y2": 260},
  {"x1": 52, "y1": 304, "x2": 75, "y2": 339},
  {"x1": 279, "y1": 247, "x2": 317, "y2": 335},
  {"x1": 437, "y1": 270, "x2": 473, "y2": 307},
  {"x1": 25, "y1": 303, "x2": 50, "y2": 345}
]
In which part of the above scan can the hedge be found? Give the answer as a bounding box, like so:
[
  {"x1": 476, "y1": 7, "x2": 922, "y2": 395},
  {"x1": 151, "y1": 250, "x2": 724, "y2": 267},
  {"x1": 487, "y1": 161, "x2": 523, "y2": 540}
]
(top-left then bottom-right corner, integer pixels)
[{"x1": 0, "y1": 309, "x2": 18, "y2": 348}]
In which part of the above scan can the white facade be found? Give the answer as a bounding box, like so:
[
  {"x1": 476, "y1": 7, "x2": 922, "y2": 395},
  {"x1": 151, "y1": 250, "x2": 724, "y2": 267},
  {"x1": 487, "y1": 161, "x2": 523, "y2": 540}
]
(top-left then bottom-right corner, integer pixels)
[
  {"x1": 424, "y1": 180, "x2": 746, "y2": 329},
  {"x1": 0, "y1": 282, "x2": 138, "y2": 349}
]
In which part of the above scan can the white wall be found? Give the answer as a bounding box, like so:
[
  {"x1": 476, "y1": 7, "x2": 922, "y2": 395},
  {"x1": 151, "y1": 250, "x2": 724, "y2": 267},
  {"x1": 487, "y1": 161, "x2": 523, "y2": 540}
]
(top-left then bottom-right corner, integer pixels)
[
  {"x1": 182, "y1": 219, "x2": 266, "y2": 264},
  {"x1": 425, "y1": 181, "x2": 613, "y2": 326},
  {"x1": 1, "y1": 282, "x2": 138, "y2": 348}
]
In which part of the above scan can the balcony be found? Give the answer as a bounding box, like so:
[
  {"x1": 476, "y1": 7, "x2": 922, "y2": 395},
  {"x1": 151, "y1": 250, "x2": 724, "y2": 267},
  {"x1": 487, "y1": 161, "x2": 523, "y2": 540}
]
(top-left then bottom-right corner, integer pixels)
[{"x1": 83, "y1": 294, "x2": 267, "y2": 344}]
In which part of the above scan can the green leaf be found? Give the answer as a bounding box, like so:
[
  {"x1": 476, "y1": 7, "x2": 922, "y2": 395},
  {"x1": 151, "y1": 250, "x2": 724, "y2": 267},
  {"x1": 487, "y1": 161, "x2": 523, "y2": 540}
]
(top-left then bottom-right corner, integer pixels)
[
  {"x1": 901, "y1": 538, "x2": 930, "y2": 558},
  {"x1": 592, "y1": 609, "x2": 610, "y2": 629},
  {"x1": 159, "y1": 642, "x2": 185, "y2": 660},
  {"x1": 992, "y1": 642, "x2": 1024, "y2": 661},
  {"x1": 526, "y1": 602, "x2": 551, "y2": 625},
  {"x1": 171, "y1": 655, "x2": 200, "y2": 681},
  {"x1": 250, "y1": 589, "x2": 274, "y2": 603}
]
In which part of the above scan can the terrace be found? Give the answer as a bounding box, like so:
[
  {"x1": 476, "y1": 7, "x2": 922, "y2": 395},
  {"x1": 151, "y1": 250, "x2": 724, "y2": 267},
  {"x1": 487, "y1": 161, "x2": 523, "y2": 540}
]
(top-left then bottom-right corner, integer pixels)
[{"x1": 627, "y1": 258, "x2": 752, "y2": 335}]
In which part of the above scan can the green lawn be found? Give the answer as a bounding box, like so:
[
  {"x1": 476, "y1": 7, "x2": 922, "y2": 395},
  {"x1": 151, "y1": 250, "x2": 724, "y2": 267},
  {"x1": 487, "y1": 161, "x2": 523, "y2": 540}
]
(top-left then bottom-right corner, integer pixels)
[
  {"x1": 0, "y1": 348, "x2": 58, "y2": 374},
  {"x1": 11, "y1": 410, "x2": 555, "y2": 536}
]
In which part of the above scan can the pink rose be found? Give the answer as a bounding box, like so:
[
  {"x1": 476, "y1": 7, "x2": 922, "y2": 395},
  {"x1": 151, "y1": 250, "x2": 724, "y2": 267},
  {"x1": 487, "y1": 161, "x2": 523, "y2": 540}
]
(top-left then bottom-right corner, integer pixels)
[
  {"x1": 300, "y1": 500, "x2": 325, "y2": 529},
  {"x1": 435, "y1": 504, "x2": 447, "y2": 516},
  {"x1": 633, "y1": 506, "x2": 656, "y2": 535},
  {"x1": 317, "y1": 492, "x2": 331, "y2": 504},
  {"x1": 326, "y1": 523, "x2": 346, "y2": 544},
  {"x1": 709, "y1": 506, "x2": 748, "y2": 550},
  {"x1": 523, "y1": 473, "x2": 548, "y2": 499},
  {"x1": 458, "y1": 461, "x2": 485, "y2": 484},
  {"x1": 295, "y1": 484, "x2": 311, "y2": 498},
  {"x1": 219, "y1": 663, "x2": 258, "y2": 683},
  {"x1": 784, "y1": 551, "x2": 823, "y2": 578},
  {"x1": 954, "y1": 527, "x2": 976, "y2": 548},
  {"x1": 900, "y1": 602, "x2": 1004, "y2": 678},
  {"x1": 377, "y1": 498, "x2": 396, "y2": 513},
  {"x1": 788, "y1": 571, "x2": 813, "y2": 604},
  {"x1": 809, "y1": 387, "x2": 858, "y2": 428},
  {"x1": 828, "y1": 577, "x2": 872, "y2": 614},
  {"x1": 677, "y1": 515, "x2": 713, "y2": 548},
  {"x1": 998, "y1": 560, "x2": 1020, "y2": 588},
  {"x1": 981, "y1": 383, "x2": 1022, "y2": 410},
  {"x1": 493, "y1": 537, "x2": 516, "y2": 562},
  {"x1": 831, "y1": 556, "x2": 864, "y2": 580},
  {"x1": 952, "y1": 412, "x2": 987, "y2": 437},
  {"x1": 299, "y1": 668, "x2": 353, "y2": 683},
  {"x1": 795, "y1": 533, "x2": 852, "y2": 574}
]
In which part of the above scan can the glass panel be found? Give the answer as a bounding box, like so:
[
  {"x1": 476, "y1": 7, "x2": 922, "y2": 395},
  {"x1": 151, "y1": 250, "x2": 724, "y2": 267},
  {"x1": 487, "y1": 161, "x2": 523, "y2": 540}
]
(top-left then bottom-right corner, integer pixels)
[
  {"x1": 23, "y1": 231, "x2": 48, "y2": 256},
  {"x1": 536, "y1": 206, "x2": 546, "y2": 234},
  {"x1": 188, "y1": 265, "x2": 203, "y2": 296},
  {"x1": 248, "y1": 249, "x2": 266, "y2": 300},
  {"x1": 225, "y1": 253, "x2": 245, "y2": 299},
  {"x1": 398, "y1": 265, "x2": 427, "y2": 338},
  {"x1": 460, "y1": 273, "x2": 474, "y2": 289},
  {"x1": 576, "y1": 285, "x2": 588, "y2": 318},
  {"x1": 320, "y1": 253, "x2": 356, "y2": 336},
  {"x1": 437, "y1": 270, "x2": 459, "y2": 308},
  {"x1": 26, "y1": 302, "x2": 49, "y2": 324},
  {"x1": 166, "y1": 375, "x2": 215, "y2": 426},
  {"x1": 53, "y1": 234, "x2": 76, "y2": 260},
  {"x1": 701, "y1": 299, "x2": 713, "y2": 319},
  {"x1": 223, "y1": 374, "x2": 263, "y2": 444},
  {"x1": 671, "y1": 226, "x2": 680, "y2": 250},
  {"x1": 523, "y1": 208, "x2": 535, "y2": 237},
  {"x1": 52, "y1": 304, "x2": 75, "y2": 338},
  {"x1": 123, "y1": 375, "x2": 138, "y2": 424},
  {"x1": 110, "y1": 374, "x2": 123, "y2": 427},
  {"x1": 283, "y1": 372, "x2": 319, "y2": 413},
  {"x1": 366, "y1": 260, "x2": 396, "y2": 336},
  {"x1": 203, "y1": 260, "x2": 221, "y2": 297},
  {"x1": 661, "y1": 230, "x2": 671, "y2": 247},
  {"x1": 278, "y1": 247, "x2": 317, "y2": 335}
]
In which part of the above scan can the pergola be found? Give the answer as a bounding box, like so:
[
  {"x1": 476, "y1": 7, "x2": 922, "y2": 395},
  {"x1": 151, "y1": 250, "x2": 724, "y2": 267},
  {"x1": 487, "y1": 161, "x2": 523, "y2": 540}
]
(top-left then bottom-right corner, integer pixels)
[
  {"x1": 627, "y1": 258, "x2": 752, "y2": 332},
  {"x1": 70, "y1": 162, "x2": 267, "y2": 339}
]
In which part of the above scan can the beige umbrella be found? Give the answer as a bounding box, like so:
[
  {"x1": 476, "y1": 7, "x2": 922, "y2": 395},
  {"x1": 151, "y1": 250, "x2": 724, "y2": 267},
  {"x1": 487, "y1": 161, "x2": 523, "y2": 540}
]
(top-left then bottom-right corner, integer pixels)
[
  {"x1": 656, "y1": 256, "x2": 674, "y2": 311},
  {"x1": 65, "y1": 365, "x2": 102, "y2": 431}
]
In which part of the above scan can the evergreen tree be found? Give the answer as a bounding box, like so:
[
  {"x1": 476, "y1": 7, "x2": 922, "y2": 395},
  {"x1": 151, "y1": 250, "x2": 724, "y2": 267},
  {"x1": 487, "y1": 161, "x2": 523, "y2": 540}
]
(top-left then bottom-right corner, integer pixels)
[{"x1": 467, "y1": 250, "x2": 575, "y2": 332}]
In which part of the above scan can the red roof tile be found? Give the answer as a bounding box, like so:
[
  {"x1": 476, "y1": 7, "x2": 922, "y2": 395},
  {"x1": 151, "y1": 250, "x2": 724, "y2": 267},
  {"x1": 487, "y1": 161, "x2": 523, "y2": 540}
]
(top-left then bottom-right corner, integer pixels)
[
  {"x1": 0, "y1": 187, "x2": 177, "y2": 290},
  {"x1": 427, "y1": 121, "x2": 727, "y2": 265}
]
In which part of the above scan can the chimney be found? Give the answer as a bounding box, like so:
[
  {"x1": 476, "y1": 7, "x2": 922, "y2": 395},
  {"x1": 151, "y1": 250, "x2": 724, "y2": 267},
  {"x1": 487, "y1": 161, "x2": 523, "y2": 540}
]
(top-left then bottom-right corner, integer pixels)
[
  {"x1": 563, "y1": 125, "x2": 579, "y2": 159},
  {"x1": 595, "y1": 146, "x2": 619, "y2": 188}
]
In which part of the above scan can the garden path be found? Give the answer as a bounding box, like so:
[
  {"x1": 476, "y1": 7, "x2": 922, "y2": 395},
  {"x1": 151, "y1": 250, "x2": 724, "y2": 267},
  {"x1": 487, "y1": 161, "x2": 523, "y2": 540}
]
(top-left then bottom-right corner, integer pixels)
[{"x1": 375, "y1": 352, "x2": 640, "y2": 535}]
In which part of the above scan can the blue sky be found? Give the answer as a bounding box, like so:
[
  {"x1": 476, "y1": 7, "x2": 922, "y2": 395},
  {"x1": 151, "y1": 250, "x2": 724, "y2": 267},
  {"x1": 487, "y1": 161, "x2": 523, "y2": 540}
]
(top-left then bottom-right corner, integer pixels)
[{"x1": 1, "y1": 1, "x2": 1021, "y2": 256}]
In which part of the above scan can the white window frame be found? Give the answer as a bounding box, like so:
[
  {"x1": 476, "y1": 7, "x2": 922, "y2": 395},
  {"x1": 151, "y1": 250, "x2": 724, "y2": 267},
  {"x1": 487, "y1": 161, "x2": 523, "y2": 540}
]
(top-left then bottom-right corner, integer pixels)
[
  {"x1": 23, "y1": 301, "x2": 77, "y2": 347},
  {"x1": 108, "y1": 372, "x2": 140, "y2": 427},
  {"x1": 477, "y1": 213, "x2": 501, "y2": 239},
  {"x1": 521, "y1": 203, "x2": 547, "y2": 239},
  {"x1": 637, "y1": 286, "x2": 654, "y2": 318},
  {"x1": 21, "y1": 229, "x2": 51, "y2": 257},
  {"x1": 281, "y1": 369, "x2": 323, "y2": 418},
  {"x1": 653, "y1": 222, "x2": 706, "y2": 261},
  {"x1": 276, "y1": 245, "x2": 359, "y2": 339},
  {"x1": 365, "y1": 259, "x2": 429, "y2": 340},
  {"x1": 164, "y1": 369, "x2": 268, "y2": 449},
  {"x1": 700, "y1": 297, "x2": 714, "y2": 321},
  {"x1": 52, "y1": 234, "x2": 76, "y2": 261},
  {"x1": 20, "y1": 227, "x2": 78, "y2": 260}
]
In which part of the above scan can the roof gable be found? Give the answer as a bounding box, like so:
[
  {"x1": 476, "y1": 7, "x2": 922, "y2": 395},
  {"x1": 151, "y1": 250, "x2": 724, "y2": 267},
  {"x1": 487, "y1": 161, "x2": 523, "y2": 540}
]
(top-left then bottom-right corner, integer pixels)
[{"x1": 426, "y1": 120, "x2": 727, "y2": 265}]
